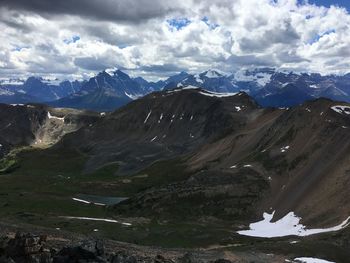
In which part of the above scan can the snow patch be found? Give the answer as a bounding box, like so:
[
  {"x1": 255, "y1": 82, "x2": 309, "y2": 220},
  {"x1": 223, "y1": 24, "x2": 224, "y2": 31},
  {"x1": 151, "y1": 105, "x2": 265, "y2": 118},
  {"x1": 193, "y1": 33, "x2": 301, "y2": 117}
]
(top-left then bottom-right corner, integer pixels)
[
  {"x1": 237, "y1": 211, "x2": 350, "y2": 238},
  {"x1": 309, "y1": 84, "x2": 319, "y2": 89},
  {"x1": 150, "y1": 136, "x2": 157, "y2": 142},
  {"x1": 47, "y1": 112, "x2": 65, "y2": 121},
  {"x1": 72, "y1": 198, "x2": 105, "y2": 206},
  {"x1": 331, "y1": 105, "x2": 350, "y2": 115},
  {"x1": 0, "y1": 89, "x2": 15, "y2": 96},
  {"x1": 235, "y1": 106, "x2": 241, "y2": 112},
  {"x1": 198, "y1": 90, "x2": 237, "y2": 97},
  {"x1": 125, "y1": 92, "x2": 141, "y2": 100},
  {"x1": 158, "y1": 113, "x2": 163, "y2": 123},
  {"x1": 204, "y1": 70, "x2": 221, "y2": 78},
  {"x1": 166, "y1": 85, "x2": 199, "y2": 94},
  {"x1": 194, "y1": 74, "x2": 204, "y2": 83},
  {"x1": 234, "y1": 70, "x2": 272, "y2": 86},
  {"x1": 281, "y1": 146, "x2": 290, "y2": 153},
  {"x1": 293, "y1": 257, "x2": 335, "y2": 263}
]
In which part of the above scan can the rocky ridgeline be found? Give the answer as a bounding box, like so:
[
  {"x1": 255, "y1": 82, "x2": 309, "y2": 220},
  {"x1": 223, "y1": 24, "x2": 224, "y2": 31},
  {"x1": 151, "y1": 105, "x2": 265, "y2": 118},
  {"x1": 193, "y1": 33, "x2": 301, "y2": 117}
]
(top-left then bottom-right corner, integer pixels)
[{"x1": 0, "y1": 233, "x2": 234, "y2": 263}]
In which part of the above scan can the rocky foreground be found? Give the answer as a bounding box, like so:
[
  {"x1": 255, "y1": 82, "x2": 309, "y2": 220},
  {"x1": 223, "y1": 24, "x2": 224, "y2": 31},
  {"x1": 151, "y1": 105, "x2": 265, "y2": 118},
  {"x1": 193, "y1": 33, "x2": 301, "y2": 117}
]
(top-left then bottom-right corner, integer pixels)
[{"x1": 0, "y1": 231, "x2": 288, "y2": 263}]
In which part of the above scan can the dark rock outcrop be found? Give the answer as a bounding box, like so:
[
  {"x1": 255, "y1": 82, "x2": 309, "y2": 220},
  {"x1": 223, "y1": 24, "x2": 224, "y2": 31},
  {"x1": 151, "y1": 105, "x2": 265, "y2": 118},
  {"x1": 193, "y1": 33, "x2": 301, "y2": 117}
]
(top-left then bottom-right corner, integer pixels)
[{"x1": 0, "y1": 233, "x2": 234, "y2": 263}]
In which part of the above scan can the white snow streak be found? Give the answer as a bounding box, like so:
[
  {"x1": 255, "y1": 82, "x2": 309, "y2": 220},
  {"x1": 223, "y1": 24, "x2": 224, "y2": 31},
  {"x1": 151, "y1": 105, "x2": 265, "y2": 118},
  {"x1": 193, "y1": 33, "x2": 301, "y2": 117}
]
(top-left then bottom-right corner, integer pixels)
[
  {"x1": 198, "y1": 91, "x2": 237, "y2": 97},
  {"x1": 61, "y1": 216, "x2": 132, "y2": 226},
  {"x1": 144, "y1": 110, "x2": 152, "y2": 124},
  {"x1": 158, "y1": 113, "x2": 163, "y2": 123},
  {"x1": 72, "y1": 198, "x2": 105, "y2": 206},
  {"x1": 293, "y1": 257, "x2": 335, "y2": 263}
]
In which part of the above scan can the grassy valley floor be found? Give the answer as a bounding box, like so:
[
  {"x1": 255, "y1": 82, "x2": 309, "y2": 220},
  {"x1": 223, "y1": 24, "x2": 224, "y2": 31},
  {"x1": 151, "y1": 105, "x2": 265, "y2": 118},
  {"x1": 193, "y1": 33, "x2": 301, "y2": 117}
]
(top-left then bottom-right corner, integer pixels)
[{"x1": 0, "y1": 146, "x2": 349, "y2": 262}]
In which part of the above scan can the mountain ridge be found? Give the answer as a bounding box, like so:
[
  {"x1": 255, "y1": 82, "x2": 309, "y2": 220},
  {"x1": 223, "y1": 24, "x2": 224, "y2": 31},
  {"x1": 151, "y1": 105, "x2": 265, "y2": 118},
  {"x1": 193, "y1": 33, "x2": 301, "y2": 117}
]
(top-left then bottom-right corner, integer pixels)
[{"x1": 2, "y1": 68, "x2": 350, "y2": 111}]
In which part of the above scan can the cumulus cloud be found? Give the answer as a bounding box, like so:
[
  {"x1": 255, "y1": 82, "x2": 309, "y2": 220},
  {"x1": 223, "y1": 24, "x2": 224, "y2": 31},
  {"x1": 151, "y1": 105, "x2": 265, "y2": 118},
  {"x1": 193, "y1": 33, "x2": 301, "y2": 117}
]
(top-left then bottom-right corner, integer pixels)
[{"x1": 0, "y1": 0, "x2": 349, "y2": 80}]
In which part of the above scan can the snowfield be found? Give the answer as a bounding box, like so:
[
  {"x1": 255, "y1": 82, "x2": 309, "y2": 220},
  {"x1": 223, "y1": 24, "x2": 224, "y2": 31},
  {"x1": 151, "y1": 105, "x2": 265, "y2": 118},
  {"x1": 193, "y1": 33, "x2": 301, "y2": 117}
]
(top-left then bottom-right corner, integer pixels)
[{"x1": 237, "y1": 211, "x2": 350, "y2": 238}]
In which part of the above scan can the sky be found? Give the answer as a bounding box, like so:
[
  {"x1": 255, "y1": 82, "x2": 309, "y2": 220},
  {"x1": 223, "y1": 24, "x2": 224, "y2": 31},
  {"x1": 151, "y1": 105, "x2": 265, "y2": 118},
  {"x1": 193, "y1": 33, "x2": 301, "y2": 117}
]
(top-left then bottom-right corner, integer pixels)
[{"x1": 0, "y1": 0, "x2": 350, "y2": 81}]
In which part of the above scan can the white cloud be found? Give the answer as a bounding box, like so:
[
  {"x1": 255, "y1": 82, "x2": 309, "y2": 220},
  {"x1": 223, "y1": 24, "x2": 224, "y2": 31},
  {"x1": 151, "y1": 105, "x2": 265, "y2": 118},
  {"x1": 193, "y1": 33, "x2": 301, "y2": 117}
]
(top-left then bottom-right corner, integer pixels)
[{"x1": 0, "y1": 0, "x2": 349, "y2": 81}]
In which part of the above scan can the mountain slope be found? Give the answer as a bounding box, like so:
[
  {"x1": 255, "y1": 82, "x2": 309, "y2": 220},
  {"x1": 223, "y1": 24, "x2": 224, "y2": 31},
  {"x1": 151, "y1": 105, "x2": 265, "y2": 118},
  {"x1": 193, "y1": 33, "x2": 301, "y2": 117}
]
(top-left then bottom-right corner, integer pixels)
[
  {"x1": 0, "y1": 103, "x2": 100, "y2": 158},
  {"x1": 46, "y1": 88, "x2": 350, "y2": 229},
  {"x1": 56, "y1": 88, "x2": 258, "y2": 173},
  {"x1": 50, "y1": 70, "x2": 155, "y2": 111}
]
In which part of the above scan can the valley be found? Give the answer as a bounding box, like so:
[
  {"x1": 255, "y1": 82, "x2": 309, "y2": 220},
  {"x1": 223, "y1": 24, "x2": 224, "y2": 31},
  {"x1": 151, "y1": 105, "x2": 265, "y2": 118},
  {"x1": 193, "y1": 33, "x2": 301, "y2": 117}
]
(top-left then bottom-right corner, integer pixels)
[{"x1": 0, "y1": 88, "x2": 349, "y2": 262}]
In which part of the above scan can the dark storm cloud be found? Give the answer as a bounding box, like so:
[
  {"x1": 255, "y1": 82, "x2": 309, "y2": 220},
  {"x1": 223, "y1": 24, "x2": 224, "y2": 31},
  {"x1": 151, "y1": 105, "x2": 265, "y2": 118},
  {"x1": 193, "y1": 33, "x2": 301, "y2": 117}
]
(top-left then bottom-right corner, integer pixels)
[
  {"x1": 0, "y1": 13, "x2": 32, "y2": 33},
  {"x1": 74, "y1": 52, "x2": 122, "y2": 71},
  {"x1": 82, "y1": 25, "x2": 142, "y2": 46},
  {"x1": 226, "y1": 54, "x2": 279, "y2": 68},
  {"x1": 0, "y1": 0, "x2": 180, "y2": 23},
  {"x1": 239, "y1": 20, "x2": 300, "y2": 53}
]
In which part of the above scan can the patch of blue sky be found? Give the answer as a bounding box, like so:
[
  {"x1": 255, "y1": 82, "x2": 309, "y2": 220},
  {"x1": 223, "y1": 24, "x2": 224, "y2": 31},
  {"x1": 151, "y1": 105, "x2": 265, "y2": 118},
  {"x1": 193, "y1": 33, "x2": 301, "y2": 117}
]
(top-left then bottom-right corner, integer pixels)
[
  {"x1": 12, "y1": 45, "x2": 30, "y2": 51},
  {"x1": 201, "y1": 16, "x2": 219, "y2": 30},
  {"x1": 305, "y1": 14, "x2": 313, "y2": 20},
  {"x1": 167, "y1": 18, "x2": 191, "y2": 31},
  {"x1": 63, "y1": 35, "x2": 80, "y2": 44},
  {"x1": 298, "y1": 0, "x2": 350, "y2": 11},
  {"x1": 309, "y1": 29, "x2": 336, "y2": 44}
]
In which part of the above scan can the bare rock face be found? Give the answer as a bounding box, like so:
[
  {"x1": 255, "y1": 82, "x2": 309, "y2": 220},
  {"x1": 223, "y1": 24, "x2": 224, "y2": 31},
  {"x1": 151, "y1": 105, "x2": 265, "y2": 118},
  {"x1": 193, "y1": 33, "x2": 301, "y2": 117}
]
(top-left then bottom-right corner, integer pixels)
[
  {"x1": 2, "y1": 232, "x2": 51, "y2": 263},
  {"x1": 53, "y1": 239, "x2": 105, "y2": 262}
]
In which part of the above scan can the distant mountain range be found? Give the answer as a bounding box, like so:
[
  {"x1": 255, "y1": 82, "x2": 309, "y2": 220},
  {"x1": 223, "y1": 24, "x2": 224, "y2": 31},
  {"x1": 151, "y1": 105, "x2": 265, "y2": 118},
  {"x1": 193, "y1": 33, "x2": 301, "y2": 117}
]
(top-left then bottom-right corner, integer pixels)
[
  {"x1": 1, "y1": 68, "x2": 350, "y2": 110},
  {"x1": 0, "y1": 77, "x2": 82, "y2": 104}
]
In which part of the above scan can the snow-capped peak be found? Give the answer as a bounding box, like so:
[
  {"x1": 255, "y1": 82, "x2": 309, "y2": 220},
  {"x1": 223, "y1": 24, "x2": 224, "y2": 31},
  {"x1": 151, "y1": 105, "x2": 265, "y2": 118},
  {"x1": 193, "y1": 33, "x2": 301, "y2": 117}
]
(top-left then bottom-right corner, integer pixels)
[
  {"x1": 233, "y1": 68, "x2": 274, "y2": 86},
  {"x1": 204, "y1": 70, "x2": 223, "y2": 78}
]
